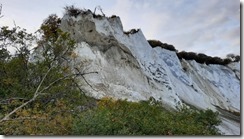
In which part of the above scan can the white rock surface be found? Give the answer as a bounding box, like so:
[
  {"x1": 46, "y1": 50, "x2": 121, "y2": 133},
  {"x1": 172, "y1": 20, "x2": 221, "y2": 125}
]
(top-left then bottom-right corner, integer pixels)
[{"x1": 60, "y1": 12, "x2": 240, "y2": 135}]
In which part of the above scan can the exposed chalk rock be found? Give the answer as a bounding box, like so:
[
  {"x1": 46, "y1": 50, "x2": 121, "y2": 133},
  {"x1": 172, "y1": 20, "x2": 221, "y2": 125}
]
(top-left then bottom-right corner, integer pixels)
[{"x1": 59, "y1": 11, "x2": 240, "y2": 135}]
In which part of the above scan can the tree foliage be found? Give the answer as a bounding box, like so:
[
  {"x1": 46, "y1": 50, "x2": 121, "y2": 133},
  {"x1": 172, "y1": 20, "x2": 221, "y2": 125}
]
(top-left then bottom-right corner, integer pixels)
[
  {"x1": 177, "y1": 51, "x2": 239, "y2": 65},
  {"x1": 0, "y1": 14, "x2": 95, "y2": 134},
  {"x1": 0, "y1": 26, "x2": 35, "y2": 98},
  {"x1": 148, "y1": 40, "x2": 177, "y2": 52},
  {"x1": 226, "y1": 53, "x2": 240, "y2": 62}
]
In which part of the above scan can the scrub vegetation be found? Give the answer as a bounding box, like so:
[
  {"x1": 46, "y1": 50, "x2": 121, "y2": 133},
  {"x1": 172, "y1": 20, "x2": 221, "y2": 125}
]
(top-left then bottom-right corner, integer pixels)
[{"x1": 147, "y1": 39, "x2": 240, "y2": 65}]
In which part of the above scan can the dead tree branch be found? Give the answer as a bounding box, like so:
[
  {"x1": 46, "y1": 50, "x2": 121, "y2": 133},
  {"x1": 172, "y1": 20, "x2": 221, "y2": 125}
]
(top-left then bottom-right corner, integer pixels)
[
  {"x1": 0, "y1": 98, "x2": 29, "y2": 105},
  {"x1": 75, "y1": 68, "x2": 98, "y2": 91},
  {"x1": 93, "y1": 6, "x2": 105, "y2": 16},
  {"x1": 0, "y1": 65, "x2": 54, "y2": 122},
  {"x1": 0, "y1": 69, "x2": 98, "y2": 123}
]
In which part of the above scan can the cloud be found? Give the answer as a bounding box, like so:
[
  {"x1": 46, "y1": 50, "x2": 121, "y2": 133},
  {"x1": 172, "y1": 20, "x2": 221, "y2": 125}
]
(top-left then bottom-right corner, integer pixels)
[
  {"x1": 0, "y1": 0, "x2": 240, "y2": 57},
  {"x1": 151, "y1": 0, "x2": 240, "y2": 57},
  {"x1": 104, "y1": 0, "x2": 240, "y2": 57}
]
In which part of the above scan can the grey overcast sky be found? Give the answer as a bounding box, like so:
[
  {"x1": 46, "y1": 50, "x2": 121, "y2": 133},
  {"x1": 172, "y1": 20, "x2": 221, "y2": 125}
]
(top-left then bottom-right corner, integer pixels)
[{"x1": 0, "y1": 0, "x2": 241, "y2": 58}]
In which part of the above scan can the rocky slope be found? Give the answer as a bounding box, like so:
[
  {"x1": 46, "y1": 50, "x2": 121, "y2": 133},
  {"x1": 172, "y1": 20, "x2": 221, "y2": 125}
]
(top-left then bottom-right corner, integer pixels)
[{"x1": 60, "y1": 10, "x2": 240, "y2": 135}]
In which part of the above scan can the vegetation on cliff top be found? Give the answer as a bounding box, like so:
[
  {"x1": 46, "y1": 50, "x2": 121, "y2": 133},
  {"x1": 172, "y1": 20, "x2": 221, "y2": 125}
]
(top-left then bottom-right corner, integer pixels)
[{"x1": 148, "y1": 39, "x2": 240, "y2": 66}]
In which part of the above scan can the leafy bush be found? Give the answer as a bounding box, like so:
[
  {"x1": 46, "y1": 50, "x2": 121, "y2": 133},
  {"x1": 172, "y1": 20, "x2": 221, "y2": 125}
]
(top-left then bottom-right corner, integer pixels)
[
  {"x1": 124, "y1": 29, "x2": 139, "y2": 35},
  {"x1": 226, "y1": 54, "x2": 240, "y2": 62},
  {"x1": 0, "y1": 100, "x2": 74, "y2": 135},
  {"x1": 222, "y1": 58, "x2": 232, "y2": 65},
  {"x1": 110, "y1": 15, "x2": 117, "y2": 18},
  {"x1": 64, "y1": 5, "x2": 83, "y2": 17},
  {"x1": 209, "y1": 57, "x2": 224, "y2": 65},
  {"x1": 177, "y1": 51, "x2": 198, "y2": 61},
  {"x1": 177, "y1": 51, "x2": 233, "y2": 66},
  {"x1": 233, "y1": 55, "x2": 240, "y2": 62},
  {"x1": 0, "y1": 81, "x2": 96, "y2": 135},
  {"x1": 196, "y1": 53, "x2": 211, "y2": 64},
  {"x1": 148, "y1": 40, "x2": 177, "y2": 52},
  {"x1": 72, "y1": 98, "x2": 221, "y2": 135}
]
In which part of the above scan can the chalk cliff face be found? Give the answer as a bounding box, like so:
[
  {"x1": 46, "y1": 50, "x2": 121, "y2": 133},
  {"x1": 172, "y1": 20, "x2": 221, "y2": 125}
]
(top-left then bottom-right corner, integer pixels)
[{"x1": 60, "y1": 11, "x2": 240, "y2": 135}]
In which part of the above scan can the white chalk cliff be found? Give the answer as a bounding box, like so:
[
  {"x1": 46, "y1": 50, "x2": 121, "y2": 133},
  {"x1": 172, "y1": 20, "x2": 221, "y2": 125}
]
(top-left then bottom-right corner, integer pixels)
[{"x1": 60, "y1": 11, "x2": 240, "y2": 135}]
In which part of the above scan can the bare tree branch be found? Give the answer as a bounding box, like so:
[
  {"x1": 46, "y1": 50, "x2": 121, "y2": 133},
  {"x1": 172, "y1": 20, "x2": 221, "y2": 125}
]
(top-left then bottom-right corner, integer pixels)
[
  {"x1": 75, "y1": 68, "x2": 98, "y2": 91},
  {"x1": 71, "y1": 78, "x2": 88, "y2": 99},
  {"x1": 0, "y1": 97, "x2": 28, "y2": 105},
  {"x1": 0, "y1": 116, "x2": 47, "y2": 122},
  {"x1": 0, "y1": 65, "x2": 54, "y2": 122},
  {"x1": 0, "y1": 69, "x2": 98, "y2": 123},
  {"x1": 34, "y1": 65, "x2": 54, "y2": 97},
  {"x1": 38, "y1": 71, "x2": 98, "y2": 94},
  {"x1": 93, "y1": 6, "x2": 105, "y2": 16},
  {"x1": 0, "y1": 97, "x2": 34, "y2": 122}
]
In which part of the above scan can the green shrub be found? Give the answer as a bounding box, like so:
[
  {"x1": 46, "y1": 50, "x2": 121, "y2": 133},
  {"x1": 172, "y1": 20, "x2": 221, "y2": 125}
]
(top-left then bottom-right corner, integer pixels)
[
  {"x1": 64, "y1": 5, "x2": 83, "y2": 17},
  {"x1": 177, "y1": 51, "x2": 234, "y2": 66},
  {"x1": 177, "y1": 51, "x2": 198, "y2": 61},
  {"x1": 196, "y1": 53, "x2": 211, "y2": 64},
  {"x1": 124, "y1": 29, "x2": 139, "y2": 35},
  {"x1": 0, "y1": 89, "x2": 96, "y2": 135},
  {"x1": 110, "y1": 15, "x2": 117, "y2": 18},
  {"x1": 226, "y1": 54, "x2": 240, "y2": 62},
  {"x1": 72, "y1": 97, "x2": 221, "y2": 135},
  {"x1": 148, "y1": 40, "x2": 177, "y2": 52},
  {"x1": 233, "y1": 55, "x2": 240, "y2": 62}
]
